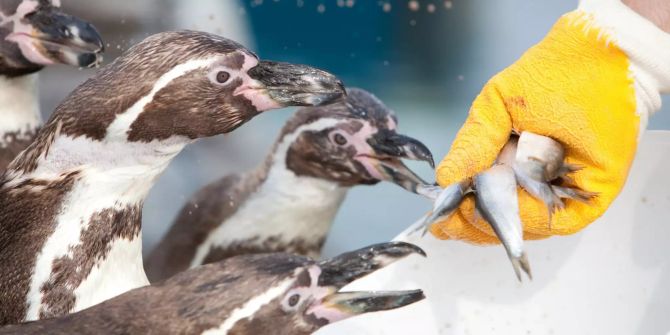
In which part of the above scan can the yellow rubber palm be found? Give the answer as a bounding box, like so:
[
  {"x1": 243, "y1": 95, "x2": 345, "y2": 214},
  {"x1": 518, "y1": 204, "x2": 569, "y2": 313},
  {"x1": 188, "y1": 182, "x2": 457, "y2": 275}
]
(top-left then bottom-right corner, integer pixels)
[{"x1": 430, "y1": 8, "x2": 669, "y2": 243}]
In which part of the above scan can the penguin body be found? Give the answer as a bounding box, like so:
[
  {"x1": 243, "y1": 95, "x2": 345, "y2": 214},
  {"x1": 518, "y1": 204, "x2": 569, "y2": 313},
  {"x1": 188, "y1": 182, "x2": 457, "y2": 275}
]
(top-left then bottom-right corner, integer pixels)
[
  {"x1": 0, "y1": 242, "x2": 425, "y2": 335},
  {"x1": 0, "y1": 30, "x2": 344, "y2": 324},
  {"x1": 146, "y1": 89, "x2": 434, "y2": 281}
]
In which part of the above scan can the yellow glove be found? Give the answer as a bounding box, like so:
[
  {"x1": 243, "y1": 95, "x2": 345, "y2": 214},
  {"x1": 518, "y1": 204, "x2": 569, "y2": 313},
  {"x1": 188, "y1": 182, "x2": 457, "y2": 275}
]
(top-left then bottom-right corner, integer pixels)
[{"x1": 431, "y1": 3, "x2": 670, "y2": 243}]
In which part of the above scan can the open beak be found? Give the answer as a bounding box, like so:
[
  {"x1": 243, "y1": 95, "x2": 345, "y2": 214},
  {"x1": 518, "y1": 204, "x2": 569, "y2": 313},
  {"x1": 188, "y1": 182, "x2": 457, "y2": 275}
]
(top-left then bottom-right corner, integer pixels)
[
  {"x1": 247, "y1": 60, "x2": 345, "y2": 107},
  {"x1": 6, "y1": 9, "x2": 103, "y2": 67},
  {"x1": 307, "y1": 242, "x2": 426, "y2": 322},
  {"x1": 360, "y1": 131, "x2": 434, "y2": 194}
]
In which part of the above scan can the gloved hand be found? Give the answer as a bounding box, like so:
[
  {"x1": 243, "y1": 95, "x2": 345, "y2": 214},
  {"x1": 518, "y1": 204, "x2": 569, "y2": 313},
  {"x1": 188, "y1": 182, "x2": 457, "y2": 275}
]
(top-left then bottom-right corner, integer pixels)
[{"x1": 430, "y1": 1, "x2": 670, "y2": 243}]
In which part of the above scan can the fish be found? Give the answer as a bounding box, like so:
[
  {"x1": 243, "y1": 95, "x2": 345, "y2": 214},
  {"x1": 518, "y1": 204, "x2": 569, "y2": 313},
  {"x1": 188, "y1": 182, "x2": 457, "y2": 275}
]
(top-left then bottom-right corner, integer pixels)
[
  {"x1": 474, "y1": 164, "x2": 531, "y2": 280},
  {"x1": 513, "y1": 132, "x2": 596, "y2": 225},
  {"x1": 415, "y1": 132, "x2": 595, "y2": 281}
]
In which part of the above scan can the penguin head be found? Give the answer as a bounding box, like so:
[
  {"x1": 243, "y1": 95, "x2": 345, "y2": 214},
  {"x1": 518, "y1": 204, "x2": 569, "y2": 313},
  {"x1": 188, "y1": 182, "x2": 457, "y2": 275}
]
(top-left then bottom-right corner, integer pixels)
[
  {"x1": 219, "y1": 242, "x2": 426, "y2": 334},
  {"x1": 51, "y1": 30, "x2": 345, "y2": 143},
  {"x1": 281, "y1": 88, "x2": 434, "y2": 189},
  {"x1": 0, "y1": 0, "x2": 104, "y2": 77},
  {"x1": 159, "y1": 242, "x2": 424, "y2": 334}
]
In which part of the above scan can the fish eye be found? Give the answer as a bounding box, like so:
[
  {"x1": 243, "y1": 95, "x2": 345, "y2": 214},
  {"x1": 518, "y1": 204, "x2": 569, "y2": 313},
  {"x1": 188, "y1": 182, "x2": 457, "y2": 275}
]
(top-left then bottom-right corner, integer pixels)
[
  {"x1": 216, "y1": 71, "x2": 230, "y2": 84},
  {"x1": 333, "y1": 133, "x2": 347, "y2": 146},
  {"x1": 288, "y1": 294, "x2": 300, "y2": 307}
]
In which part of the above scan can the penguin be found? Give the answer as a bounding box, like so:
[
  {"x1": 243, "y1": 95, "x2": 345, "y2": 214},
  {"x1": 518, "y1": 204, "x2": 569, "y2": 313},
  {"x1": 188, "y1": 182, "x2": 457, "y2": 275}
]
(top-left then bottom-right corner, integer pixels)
[
  {"x1": 0, "y1": 30, "x2": 345, "y2": 325},
  {"x1": 0, "y1": 0, "x2": 103, "y2": 171},
  {"x1": 0, "y1": 242, "x2": 426, "y2": 335},
  {"x1": 145, "y1": 88, "x2": 434, "y2": 282}
]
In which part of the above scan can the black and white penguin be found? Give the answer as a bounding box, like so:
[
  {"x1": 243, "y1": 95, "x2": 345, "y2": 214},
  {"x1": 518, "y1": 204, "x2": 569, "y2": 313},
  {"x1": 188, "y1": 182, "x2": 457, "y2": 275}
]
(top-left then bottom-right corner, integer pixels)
[
  {"x1": 0, "y1": 30, "x2": 344, "y2": 325},
  {"x1": 0, "y1": 0, "x2": 103, "y2": 171},
  {"x1": 0, "y1": 242, "x2": 425, "y2": 335},
  {"x1": 146, "y1": 88, "x2": 433, "y2": 281}
]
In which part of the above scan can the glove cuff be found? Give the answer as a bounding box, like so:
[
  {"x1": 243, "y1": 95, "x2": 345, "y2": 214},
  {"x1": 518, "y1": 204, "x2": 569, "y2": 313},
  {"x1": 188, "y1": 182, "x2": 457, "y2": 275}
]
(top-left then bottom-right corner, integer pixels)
[{"x1": 578, "y1": 0, "x2": 670, "y2": 129}]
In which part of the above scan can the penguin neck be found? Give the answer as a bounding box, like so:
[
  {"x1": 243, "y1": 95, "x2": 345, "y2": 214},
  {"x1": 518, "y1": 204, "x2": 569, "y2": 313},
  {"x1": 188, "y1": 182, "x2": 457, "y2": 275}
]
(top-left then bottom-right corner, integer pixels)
[
  {"x1": 0, "y1": 74, "x2": 42, "y2": 136},
  {"x1": 2, "y1": 133, "x2": 191, "y2": 321},
  {"x1": 7, "y1": 134, "x2": 191, "y2": 202},
  {"x1": 246, "y1": 118, "x2": 351, "y2": 252},
  {"x1": 191, "y1": 137, "x2": 348, "y2": 267},
  {"x1": 0, "y1": 74, "x2": 42, "y2": 170},
  {"x1": 254, "y1": 147, "x2": 350, "y2": 240}
]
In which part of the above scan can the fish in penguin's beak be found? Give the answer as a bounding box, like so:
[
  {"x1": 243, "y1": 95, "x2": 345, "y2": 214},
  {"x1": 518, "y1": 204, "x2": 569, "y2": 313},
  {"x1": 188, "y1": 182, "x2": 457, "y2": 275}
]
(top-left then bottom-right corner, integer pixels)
[
  {"x1": 306, "y1": 242, "x2": 426, "y2": 323},
  {"x1": 6, "y1": 6, "x2": 104, "y2": 67},
  {"x1": 247, "y1": 60, "x2": 346, "y2": 108},
  {"x1": 358, "y1": 129, "x2": 435, "y2": 194}
]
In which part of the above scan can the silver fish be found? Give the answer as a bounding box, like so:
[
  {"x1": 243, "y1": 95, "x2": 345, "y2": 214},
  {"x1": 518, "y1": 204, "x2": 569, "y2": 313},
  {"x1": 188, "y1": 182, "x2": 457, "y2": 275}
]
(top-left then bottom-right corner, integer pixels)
[
  {"x1": 513, "y1": 132, "x2": 596, "y2": 225},
  {"x1": 414, "y1": 181, "x2": 470, "y2": 236},
  {"x1": 416, "y1": 131, "x2": 595, "y2": 281},
  {"x1": 475, "y1": 164, "x2": 531, "y2": 281}
]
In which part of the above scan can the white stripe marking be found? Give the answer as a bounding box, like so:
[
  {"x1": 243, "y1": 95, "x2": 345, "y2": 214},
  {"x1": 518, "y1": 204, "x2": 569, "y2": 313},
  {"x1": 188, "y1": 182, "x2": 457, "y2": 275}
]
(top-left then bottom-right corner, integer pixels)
[
  {"x1": 105, "y1": 57, "x2": 217, "y2": 140},
  {"x1": 201, "y1": 278, "x2": 294, "y2": 335}
]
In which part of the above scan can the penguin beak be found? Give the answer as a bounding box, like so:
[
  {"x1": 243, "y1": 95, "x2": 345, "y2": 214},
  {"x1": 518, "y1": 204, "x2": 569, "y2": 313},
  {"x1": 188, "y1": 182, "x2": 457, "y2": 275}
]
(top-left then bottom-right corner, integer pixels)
[
  {"x1": 247, "y1": 61, "x2": 345, "y2": 107},
  {"x1": 306, "y1": 242, "x2": 426, "y2": 323},
  {"x1": 356, "y1": 130, "x2": 434, "y2": 194},
  {"x1": 6, "y1": 7, "x2": 104, "y2": 67}
]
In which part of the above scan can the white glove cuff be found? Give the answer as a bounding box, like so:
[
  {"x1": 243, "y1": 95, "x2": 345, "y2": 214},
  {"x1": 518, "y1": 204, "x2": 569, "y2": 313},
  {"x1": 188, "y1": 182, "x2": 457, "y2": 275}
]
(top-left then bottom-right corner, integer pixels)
[{"x1": 579, "y1": 0, "x2": 670, "y2": 129}]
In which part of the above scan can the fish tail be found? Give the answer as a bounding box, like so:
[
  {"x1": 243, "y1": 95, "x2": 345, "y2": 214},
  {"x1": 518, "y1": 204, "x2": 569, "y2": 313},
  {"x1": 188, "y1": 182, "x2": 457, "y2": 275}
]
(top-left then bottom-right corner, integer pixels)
[
  {"x1": 552, "y1": 185, "x2": 598, "y2": 203},
  {"x1": 510, "y1": 252, "x2": 533, "y2": 282},
  {"x1": 558, "y1": 163, "x2": 583, "y2": 176}
]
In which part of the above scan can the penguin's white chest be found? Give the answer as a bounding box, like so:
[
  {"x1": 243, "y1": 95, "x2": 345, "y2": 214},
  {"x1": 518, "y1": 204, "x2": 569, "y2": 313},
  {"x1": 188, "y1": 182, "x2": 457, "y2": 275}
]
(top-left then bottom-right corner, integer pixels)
[
  {"x1": 191, "y1": 169, "x2": 347, "y2": 267},
  {"x1": 20, "y1": 135, "x2": 182, "y2": 320},
  {"x1": 24, "y1": 171, "x2": 149, "y2": 320},
  {"x1": 73, "y1": 235, "x2": 147, "y2": 312}
]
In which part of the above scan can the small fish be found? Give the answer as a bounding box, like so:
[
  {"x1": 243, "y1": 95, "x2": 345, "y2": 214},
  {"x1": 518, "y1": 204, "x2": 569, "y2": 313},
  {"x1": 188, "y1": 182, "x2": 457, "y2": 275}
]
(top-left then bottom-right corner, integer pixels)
[
  {"x1": 414, "y1": 181, "x2": 470, "y2": 236},
  {"x1": 416, "y1": 132, "x2": 595, "y2": 281},
  {"x1": 475, "y1": 164, "x2": 531, "y2": 281},
  {"x1": 513, "y1": 132, "x2": 596, "y2": 225}
]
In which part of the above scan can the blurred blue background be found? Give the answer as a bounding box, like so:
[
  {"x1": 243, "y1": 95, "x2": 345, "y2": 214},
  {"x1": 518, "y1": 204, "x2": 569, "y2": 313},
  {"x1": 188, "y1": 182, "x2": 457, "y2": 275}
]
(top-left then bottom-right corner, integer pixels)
[{"x1": 37, "y1": 0, "x2": 670, "y2": 258}]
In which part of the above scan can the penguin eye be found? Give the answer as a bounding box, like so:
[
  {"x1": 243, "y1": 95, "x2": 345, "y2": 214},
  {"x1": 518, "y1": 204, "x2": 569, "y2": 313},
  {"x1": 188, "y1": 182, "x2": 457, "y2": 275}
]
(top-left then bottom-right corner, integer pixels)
[
  {"x1": 216, "y1": 71, "x2": 230, "y2": 84},
  {"x1": 60, "y1": 27, "x2": 72, "y2": 38},
  {"x1": 288, "y1": 294, "x2": 300, "y2": 307},
  {"x1": 333, "y1": 133, "x2": 347, "y2": 146}
]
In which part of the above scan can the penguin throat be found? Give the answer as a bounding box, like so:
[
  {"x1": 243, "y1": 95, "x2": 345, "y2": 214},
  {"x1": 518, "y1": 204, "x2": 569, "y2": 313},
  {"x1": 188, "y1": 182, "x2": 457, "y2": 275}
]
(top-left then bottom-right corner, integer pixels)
[
  {"x1": 0, "y1": 74, "x2": 41, "y2": 145},
  {"x1": 189, "y1": 156, "x2": 349, "y2": 268}
]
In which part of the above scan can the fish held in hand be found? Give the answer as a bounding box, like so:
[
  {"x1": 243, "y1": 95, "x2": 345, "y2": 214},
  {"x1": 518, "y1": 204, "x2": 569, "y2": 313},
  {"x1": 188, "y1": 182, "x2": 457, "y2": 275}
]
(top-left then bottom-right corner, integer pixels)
[
  {"x1": 475, "y1": 164, "x2": 531, "y2": 281},
  {"x1": 415, "y1": 131, "x2": 595, "y2": 281},
  {"x1": 513, "y1": 132, "x2": 596, "y2": 225}
]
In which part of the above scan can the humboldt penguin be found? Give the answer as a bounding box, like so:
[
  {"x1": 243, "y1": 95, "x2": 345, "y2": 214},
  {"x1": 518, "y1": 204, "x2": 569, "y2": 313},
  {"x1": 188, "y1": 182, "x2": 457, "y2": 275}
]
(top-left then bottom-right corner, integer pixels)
[
  {"x1": 0, "y1": 0, "x2": 103, "y2": 171},
  {"x1": 145, "y1": 88, "x2": 434, "y2": 282},
  {"x1": 0, "y1": 30, "x2": 344, "y2": 324},
  {"x1": 0, "y1": 242, "x2": 425, "y2": 335}
]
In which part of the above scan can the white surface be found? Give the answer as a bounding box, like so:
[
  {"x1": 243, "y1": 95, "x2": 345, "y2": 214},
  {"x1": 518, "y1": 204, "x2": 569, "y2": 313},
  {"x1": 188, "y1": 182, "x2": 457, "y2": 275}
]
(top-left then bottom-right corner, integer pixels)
[{"x1": 318, "y1": 131, "x2": 670, "y2": 335}]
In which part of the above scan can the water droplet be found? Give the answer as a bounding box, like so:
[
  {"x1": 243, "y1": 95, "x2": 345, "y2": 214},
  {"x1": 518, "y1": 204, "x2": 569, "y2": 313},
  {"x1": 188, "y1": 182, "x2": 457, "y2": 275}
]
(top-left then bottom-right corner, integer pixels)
[
  {"x1": 382, "y1": 2, "x2": 392, "y2": 12},
  {"x1": 408, "y1": 0, "x2": 420, "y2": 11},
  {"x1": 317, "y1": 3, "x2": 326, "y2": 13},
  {"x1": 427, "y1": 3, "x2": 436, "y2": 13},
  {"x1": 444, "y1": 0, "x2": 453, "y2": 9}
]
